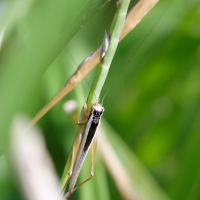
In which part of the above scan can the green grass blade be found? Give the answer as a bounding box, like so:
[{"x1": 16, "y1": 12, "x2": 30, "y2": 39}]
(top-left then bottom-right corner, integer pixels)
[{"x1": 87, "y1": 0, "x2": 131, "y2": 107}]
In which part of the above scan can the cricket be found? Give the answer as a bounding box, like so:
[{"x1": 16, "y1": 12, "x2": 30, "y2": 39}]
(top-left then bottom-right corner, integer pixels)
[{"x1": 64, "y1": 102, "x2": 104, "y2": 198}]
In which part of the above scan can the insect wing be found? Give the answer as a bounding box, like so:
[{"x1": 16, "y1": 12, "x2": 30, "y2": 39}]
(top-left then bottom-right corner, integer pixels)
[{"x1": 68, "y1": 113, "x2": 94, "y2": 191}]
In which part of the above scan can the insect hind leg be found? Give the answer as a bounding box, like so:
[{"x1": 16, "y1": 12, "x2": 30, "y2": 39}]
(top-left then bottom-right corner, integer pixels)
[
  {"x1": 65, "y1": 175, "x2": 94, "y2": 199},
  {"x1": 65, "y1": 135, "x2": 97, "y2": 198},
  {"x1": 61, "y1": 126, "x2": 84, "y2": 194}
]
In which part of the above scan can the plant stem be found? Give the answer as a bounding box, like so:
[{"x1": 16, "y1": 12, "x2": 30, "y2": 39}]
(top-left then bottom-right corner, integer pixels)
[{"x1": 87, "y1": 0, "x2": 131, "y2": 108}]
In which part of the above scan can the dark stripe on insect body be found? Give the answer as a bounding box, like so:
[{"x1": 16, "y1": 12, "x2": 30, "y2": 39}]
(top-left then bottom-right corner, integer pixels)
[{"x1": 83, "y1": 110, "x2": 103, "y2": 152}]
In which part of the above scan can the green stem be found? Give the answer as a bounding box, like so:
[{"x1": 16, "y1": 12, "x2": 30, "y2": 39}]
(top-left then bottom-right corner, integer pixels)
[{"x1": 87, "y1": 0, "x2": 131, "y2": 108}]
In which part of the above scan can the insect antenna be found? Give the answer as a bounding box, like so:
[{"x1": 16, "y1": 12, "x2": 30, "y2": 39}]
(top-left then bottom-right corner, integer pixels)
[{"x1": 101, "y1": 0, "x2": 174, "y2": 105}]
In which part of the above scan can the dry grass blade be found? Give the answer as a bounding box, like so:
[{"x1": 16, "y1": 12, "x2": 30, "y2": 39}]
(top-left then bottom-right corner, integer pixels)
[
  {"x1": 119, "y1": 0, "x2": 159, "y2": 41},
  {"x1": 10, "y1": 116, "x2": 63, "y2": 200},
  {"x1": 27, "y1": 0, "x2": 159, "y2": 128}
]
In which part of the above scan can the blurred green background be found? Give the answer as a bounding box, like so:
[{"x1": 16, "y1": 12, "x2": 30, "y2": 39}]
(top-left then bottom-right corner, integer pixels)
[{"x1": 0, "y1": 0, "x2": 200, "y2": 199}]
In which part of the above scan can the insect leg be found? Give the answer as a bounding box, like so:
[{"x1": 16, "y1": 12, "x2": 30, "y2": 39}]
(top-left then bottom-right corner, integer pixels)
[
  {"x1": 65, "y1": 134, "x2": 97, "y2": 198},
  {"x1": 62, "y1": 126, "x2": 84, "y2": 193},
  {"x1": 78, "y1": 101, "x2": 89, "y2": 122},
  {"x1": 90, "y1": 133, "x2": 97, "y2": 177},
  {"x1": 76, "y1": 118, "x2": 87, "y2": 125}
]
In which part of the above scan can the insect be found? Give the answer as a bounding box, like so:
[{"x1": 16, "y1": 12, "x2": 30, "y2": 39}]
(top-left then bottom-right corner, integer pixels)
[{"x1": 64, "y1": 102, "x2": 104, "y2": 198}]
